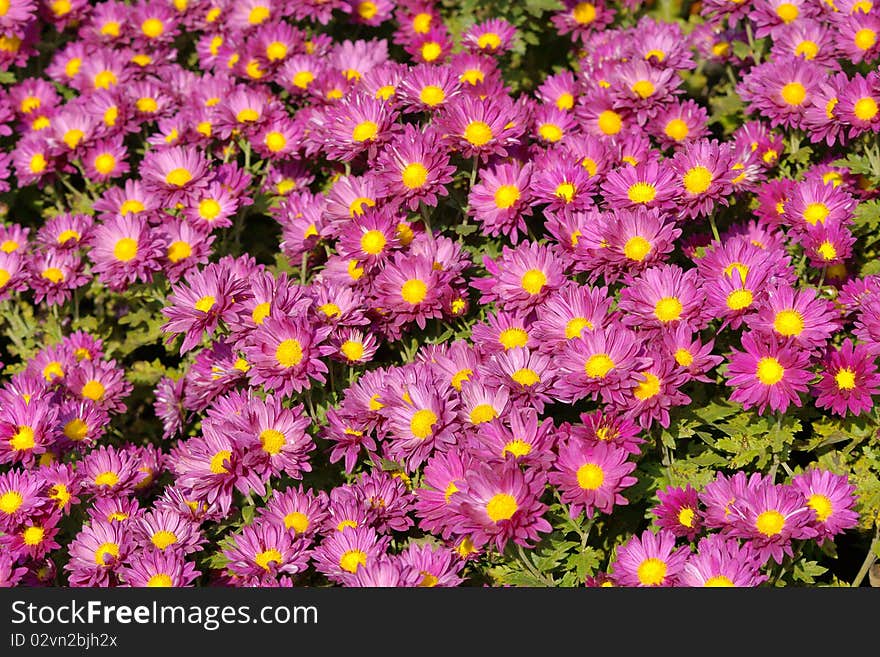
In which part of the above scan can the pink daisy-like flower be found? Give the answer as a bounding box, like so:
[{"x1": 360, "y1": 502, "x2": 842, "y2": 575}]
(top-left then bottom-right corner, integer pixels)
[
  {"x1": 467, "y1": 405, "x2": 557, "y2": 469},
  {"x1": 140, "y1": 144, "x2": 212, "y2": 207},
  {"x1": 462, "y1": 17, "x2": 516, "y2": 55},
  {"x1": 601, "y1": 160, "x2": 679, "y2": 212},
  {"x1": 119, "y1": 548, "x2": 201, "y2": 588},
  {"x1": 243, "y1": 315, "x2": 333, "y2": 397},
  {"x1": 322, "y1": 92, "x2": 398, "y2": 163},
  {"x1": 66, "y1": 358, "x2": 132, "y2": 414},
  {"x1": 610, "y1": 529, "x2": 690, "y2": 587},
  {"x1": 80, "y1": 445, "x2": 141, "y2": 497},
  {"x1": 371, "y1": 252, "x2": 445, "y2": 333},
  {"x1": 724, "y1": 331, "x2": 813, "y2": 415},
  {"x1": 652, "y1": 485, "x2": 702, "y2": 541},
  {"x1": 456, "y1": 460, "x2": 551, "y2": 551},
  {"x1": 801, "y1": 219, "x2": 856, "y2": 269},
  {"x1": 88, "y1": 214, "x2": 163, "y2": 291},
  {"x1": 0, "y1": 396, "x2": 57, "y2": 467},
  {"x1": 727, "y1": 479, "x2": 816, "y2": 565},
  {"x1": 258, "y1": 484, "x2": 330, "y2": 540},
  {"x1": 670, "y1": 139, "x2": 736, "y2": 219},
  {"x1": 436, "y1": 94, "x2": 521, "y2": 162},
  {"x1": 472, "y1": 241, "x2": 567, "y2": 313},
  {"x1": 374, "y1": 124, "x2": 454, "y2": 211},
  {"x1": 678, "y1": 534, "x2": 767, "y2": 587},
  {"x1": 738, "y1": 56, "x2": 825, "y2": 129},
  {"x1": 550, "y1": 439, "x2": 637, "y2": 520},
  {"x1": 745, "y1": 284, "x2": 841, "y2": 351},
  {"x1": 618, "y1": 264, "x2": 704, "y2": 332},
  {"x1": 468, "y1": 161, "x2": 534, "y2": 244},
  {"x1": 312, "y1": 525, "x2": 390, "y2": 584},
  {"x1": 813, "y1": 339, "x2": 880, "y2": 416},
  {"x1": 791, "y1": 469, "x2": 859, "y2": 544},
  {"x1": 223, "y1": 522, "x2": 311, "y2": 582},
  {"x1": 235, "y1": 395, "x2": 314, "y2": 480},
  {"x1": 65, "y1": 520, "x2": 131, "y2": 587}
]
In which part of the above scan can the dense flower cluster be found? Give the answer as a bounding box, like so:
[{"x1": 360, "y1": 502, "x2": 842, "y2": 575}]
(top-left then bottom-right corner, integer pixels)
[{"x1": 0, "y1": 0, "x2": 875, "y2": 588}]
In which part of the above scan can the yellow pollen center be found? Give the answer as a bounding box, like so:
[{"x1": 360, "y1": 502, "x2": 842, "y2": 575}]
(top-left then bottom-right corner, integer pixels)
[
  {"x1": 637, "y1": 558, "x2": 667, "y2": 586},
  {"x1": 248, "y1": 5, "x2": 270, "y2": 24},
  {"x1": 94, "y1": 542, "x2": 120, "y2": 566},
  {"x1": 10, "y1": 426, "x2": 35, "y2": 451},
  {"x1": 494, "y1": 185, "x2": 520, "y2": 209},
  {"x1": 402, "y1": 162, "x2": 428, "y2": 189},
  {"x1": 756, "y1": 357, "x2": 785, "y2": 385},
  {"x1": 259, "y1": 428, "x2": 286, "y2": 455},
  {"x1": 502, "y1": 440, "x2": 532, "y2": 458},
  {"x1": 410, "y1": 409, "x2": 438, "y2": 439},
  {"x1": 726, "y1": 289, "x2": 754, "y2": 310},
  {"x1": 795, "y1": 40, "x2": 819, "y2": 59},
  {"x1": 339, "y1": 549, "x2": 368, "y2": 573},
  {"x1": 781, "y1": 82, "x2": 807, "y2": 106},
  {"x1": 804, "y1": 202, "x2": 829, "y2": 225},
  {"x1": 319, "y1": 303, "x2": 341, "y2": 318},
  {"x1": 755, "y1": 510, "x2": 786, "y2": 536},
  {"x1": 341, "y1": 340, "x2": 365, "y2": 362},
  {"x1": 539, "y1": 123, "x2": 564, "y2": 142},
  {"x1": 499, "y1": 328, "x2": 528, "y2": 349},
  {"x1": 807, "y1": 494, "x2": 833, "y2": 522},
  {"x1": 165, "y1": 168, "x2": 193, "y2": 187},
  {"x1": 23, "y1": 526, "x2": 44, "y2": 545},
  {"x1": 401, "y1": 279, "x2": 428, "y2": 304},
  {"x1": 597, "y1": 110, "x2": 622, "y2": 135},
  {"x1": 250, "y1": 301, "x2": 271, "y2": 326},
  {"x1": 284, "y1": 512, "x2": 310, "y2": 533},
  {"x1": 835, "y1": 368, "x2": 856, "y2": 390},
  {"x1": 627, "y1": 182, "x2": 657, "y2": 204},
  {"x1": 81, "y1": 380, "x2": 105, "y2": 401},
  {"x1": 634, "y1": 372, "x2": 661, "y2": 400},
  {"x1": 470, "y1": 404, "x2": 497, "y2": 424},
  {"x1": 352, "y1": 121, "x2": 378, "y2": 142},
  {"x1": 151, "y1": 530, "x2": 178, "y2": 549},
  {"x1": 276, "y1": 339, "x2": 304, "y2": 367},
  {"x1": 573, "y1": 2, "x2": 597, "y2": 23},
  {"x1": 93, "y1": 153, "x2": 117, "y2": 175},
  {"x1": 521, "y1": 269, "x2": 547, "y2": 295},
  {"x1": 557, "y1": 93, "x2": 574, "y2": 110},
  {"x1": 464, "y1": 121, "x2": 493, "y2": 146},
  {"x1": 555, "y1": 182, "x2": 576, "y2": 202},
  {"x1": 704, "y1": 575, "x2": 735, "y2": 587},
  {"x1": 486, "y1": 493, "x2": 518, "y2": 522},
  {"x1": 64, "y1": 418, "x2": 88, "y2": 441},
  {"x1": 167, "y1": 240, "x2": 192, "y2": 263},
  {"x1": 854, "y1": 97, "x2": 878, "y2": 121},
  {"x1": 293, "y1": 70, "x2": 314, "y2": 89},
  {"x1": 264, "y1": 131, "x2": 287, "y2": 152},
  {"x1": 419, "y1": 85, "x2": 445, "y2": 106},
  {"x1": 855, "y1": 28, "x2": 877, "y2": 50},
  {"x1": 147, "y1": 574, "x2": 173, "y2": 587},
  {"x1": 654, "y1": 297, "x2": 683, "y2": 322},
  {"x1": 585, "y1": 353, "x2": 615, "y2": 378},
  {"x1": 576, "y1": 463, "x2": 604, "y2": 490},
  {"x1": 631, "y1": 80, "x2": 655, "y2": 99},
  {"x1": 119, "y1": 199, "x2": 144, "y2": 215},
  {"x1": 511, "y1": 368, "x2": 541, "y2": 386},
  {"x1": 266, "y1": 41, "x2": 287, "y2": 61},
  {"x1": 255, "y1": 549, "x2": 282, "y2": 571},
  {"x1": 773, "y1": 309, "x2": 804, "y2": 336},
  {"x1": 0, "y1": 491, "x2": 23, "y2": 514},
  {"x1": 623, "y1": 236, "x2": 651, "y2": 261},
  {"x1": 94, "y1": 471, "x2": 119, "y2": 487},
  {"x1": 113, "y1": 237, "x2": 138, "y2": 262},
  {"x1": 209, "y1": 450, "x2": 231, "y2": 474},
  {"x1": 776, "y1": 3, "x2": 799, "y2": 22},
  {"x1": 663, "y1": 118, "x2": 689, "y2": 141},
  {"x1": 63, "y1": 129, "x2": 84, "y2": 150},
  {"x1": 421, "y1": 41, "x2": 442, "y2": 61},
  {"x1": 818, "y1": 241, "x2": 838, "y2": 261},
  {"x1": 94, "y1": 70, "x2": 117, "y2": 89},
  {"x1": 41, "y1": 267, "x2": 64, "y2": 283},
  {"x1": 683, "y1": 166, "x2": 713, "y2": 194}
]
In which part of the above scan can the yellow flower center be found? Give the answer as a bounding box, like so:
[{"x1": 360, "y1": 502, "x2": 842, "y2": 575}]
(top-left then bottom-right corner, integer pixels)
[
  {"x1": 339, "y1": 549, "x2": 367, "y2": 573},
  {"x1": 511, "y1": 368, "x2": 540, "y2": 386},
  {"x1": 683, "y1": 166, "x2": 713, "y2": 194},
  {"x1": 276, "y1": 339, "x2": 304, "y2": 367},
  {"x1": 623, "y1": 236, "x2": 652, "y2": 261},
  {"x1": 401, "y1": 279, "x2": 428, "y2": 304},
  {"x1": 502, "y1": 440, "x2": 532, "y2": 458},
  {"x1": 94, "y1": 70, "x2": 118, "y2": 89},
  {"x1": 419, "y1": 85, "x2": 445, "y2": 106},
  {"x1": 358, "y1": 1, "x2": 378, "y2": 19},
  {"x1": 92, "y1": 152, "x2": 117, "y2": 175},
  {"x1": 597, "y1": 110, "x2": 622, "y2": 135},
  {"x1": 835, "y1": 368, "x2": 856, "y2": 390},
  {"x1": 494, "y1": 184, "x2": 520, "y2": 209},
  {"x1": 461, "y1": 69, "x2": 484, "y2": 85},
  {"x1": 631, "y1": 79, "x2": 655, "y2": 99},
  {"x1": 260, "y1": 428, "x2": 286, "y2": 455},
  {"x1": 413, "y1": 12, "x2": 432, "y2": 33},
  {"x1": 654, "y1": 297, "x2": 683, "y2": 322},
  {"x1": 556, "y1": 93, "x2": 574, "y2": 110},
  {"x1": 318, "y1": 303, "x2": 341, "y2": 318},
  {"x1": 248, "y1": 301, "x2": 270, "y2": 326},
  {"x1": 293, "y1": 70, "x2": 314, "y2": 89},
  {"x1": 165, "y1": 167, "x2": 193, "y2": 187},
  {"x1": 776, "y1": 3, "x2": 799, "y2": 22},
  {"x1": 807, "y1": 494, "x2": 833, "y2": 522},
  {"x1": 704, "y1": 575, "x2": 735, "y2": 587},
  {"x1": 663, "y1": 118, "x2": 689, "y2": 142},
  {"x1": 209, "y1": 450, "x2": 231, "y2": 474},
  {"x1": 147, "y1": 574, "x2": 173, "y2": 587},
  {"x1": 94, "y1": 471, "x2": 119, "y2": 487},
  {"x1": 151, "y1": 530, "x2": 177, "y2": 550},
  {"x1": 538, "y1": 123, "x2": 564, "y2": 142},
  {"x1": 521, "y1": 269, "x2": 547, "y2": 295},
  {"x1": 780, "y1": 82, "x2": 807, "y2": 106},
  {"x1": 167, "y1": 240, "x2": 192, "y2": 263},
  {"x1": 817, "y1": 241, "x2": 838, "y2": 261},
  {"x1": 10, "y1": 426, "x2": 35, "y2": 451},
  {"x1": 113, "y1": 237, "x2": 138, "y2": 262},
  {"x1": 555, "y1": 182, "x2": 576, "y2": 202},
  {"x1": 263, "y1": 131, "x2": 287, "y2": 152},
  {"x1": 266, "y1": 41, "x2": 287, "y2": 61},
  {"x1": 119, "y1": 199, "x2": 144, "y2": 215},
  {"x1": 284, "y1": 512, "x2": 310, "y2": 533},
  {"x1": 773, "y1": 309, "x2": 804, "y2": 337},
  {"x1": 141, "y1": 17, "x2": 164, "y2": 38},
  {"x1": 190, "y1": 295, "x2": 215, "y2": 314},
  {"x1": 755, "y1": 509, "x2": 786, "y2": 536},
  {"x1": 637, "y1": 558, "x2": 667, "y2": 586},
  {"x1": 678, "y1": 507, "x2": 695, "y2": 527},
  {"x1": 464, "y1": 121, "x2": 493, "y2": 146},
  {"x1": 64, "y1": 418, "x2": 88, "y2": 442},
  {"x1": 255, "y1": 548, "x2": 282, "y2": 571},
  {"x1": 359, "y1": 229, "x2": 387, "y2": 256},
  {"x1": 573, "y1": 2, "x2": 597, "y2": 23},
  {"x1": 81, "y1": 380, "x2": 105, "y2": 401},
  {"x1": 63, "y1": 128, "x2": 84, "y2": 150},
  {"x1": 421, "y1": 41, "x2": 442, "y2": 61},
  {"x1": 756, "y1": 357, "x2": 785, "y2": 385},
  {"x1": 726, "y1": 289, "x2": 754, "y2": 310},
  {"x1": 634, "y1": 372, "x2": 661, "y2": 400},
  {"x1": 803, "y1": 202, "x2": 829, "y2": 225},
  {"x1": 22, "y1": 525, "x2": 44, "y2": 546},
  {"x1": 477, "y1": 32, "x2": 502, "y2": 50},
  {"x1": 94, "y1": 542, "x2": 120, "y2": 566},
  {"x1": 340, "y1": 340, "x2": 365, "y2": 362},
  {"x1": 352, "y1": 121, "x2": 378, "y2": 143},
  {"x1": 499, "y1": 327, "x2": 528, "y2": 349},
  {"x1": 402, "y1": 162, "x2": 428, "y2": 189},
  {"x1": 41, "y1": 267, "x2": 65, "y2": 283},
  {"x1": 0, "y1": 490, "x2": 23, "y2": 514},
  {"x1": 854, "y1": 97, "x2": 878, "y2": 121},
  {"x1": 855, "y1": 28, "x2": 877, "y2": 50},
  {"x1": 795, "y1": 40, "x2": 819, "y2": 59},
  {"x1": 410, "y1": 409, "x2": 438, "y2": 439},
  {"x1": 485, "y1": 493, "x2": 518, "y2": 522},
  {"x1": 627, "y1": 182, "x2": 657, "y2": 204},
  {"x1": 585, "y1": 353, "x2": 615, "y2": 378},
  {"x1": 576, "y1": 463, "x2": 604, "y2": 490},
  {"x1": 469, "y1": 404, "x2": 497, "y2": 424},
  {"x1": 248, "y1": 5, "x2": 270, "y2": 24}
]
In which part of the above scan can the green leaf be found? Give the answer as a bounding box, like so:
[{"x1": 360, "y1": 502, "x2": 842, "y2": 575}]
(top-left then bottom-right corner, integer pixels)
[{"x1": 792, "y1": 560, "x2": 828, "y2": 584}]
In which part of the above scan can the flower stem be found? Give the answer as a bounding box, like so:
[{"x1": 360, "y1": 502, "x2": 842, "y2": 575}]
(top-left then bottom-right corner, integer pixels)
[{"x1": 851, "y1": 526, "x2": 879, "y2": 588}]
